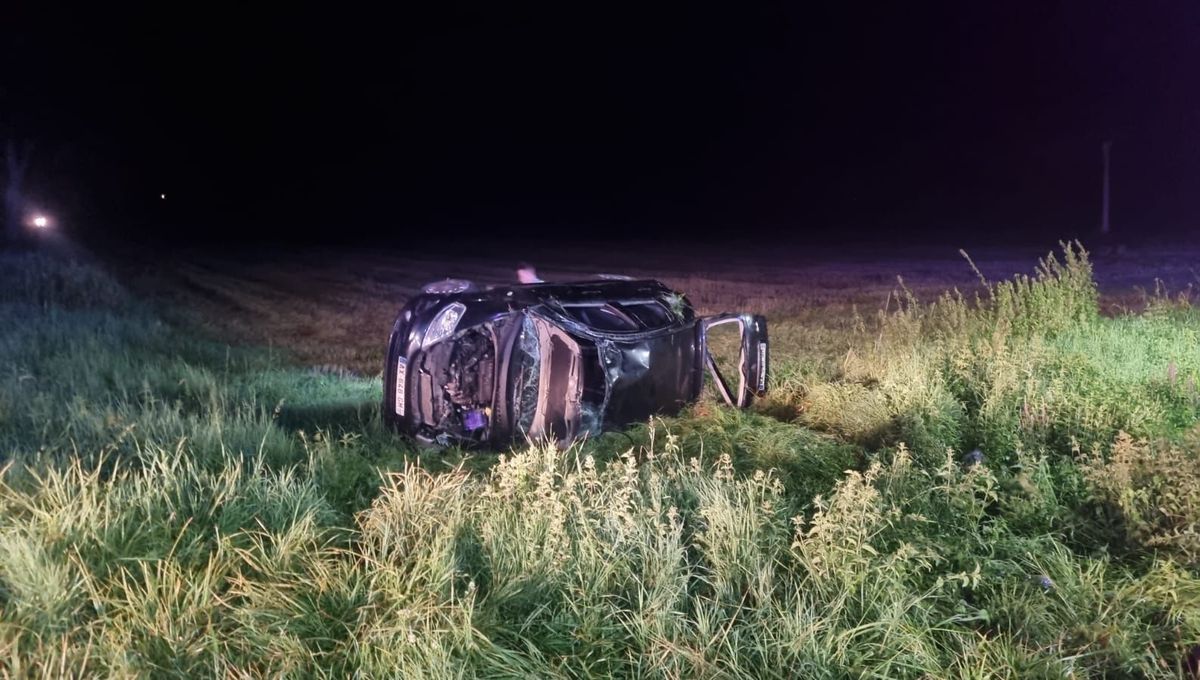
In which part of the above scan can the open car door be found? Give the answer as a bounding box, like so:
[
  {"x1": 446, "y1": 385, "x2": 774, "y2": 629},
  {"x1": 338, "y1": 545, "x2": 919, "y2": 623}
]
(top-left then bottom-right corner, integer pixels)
[{"x1": 702, "y1": 313, "x2": 769, "y2": 408}]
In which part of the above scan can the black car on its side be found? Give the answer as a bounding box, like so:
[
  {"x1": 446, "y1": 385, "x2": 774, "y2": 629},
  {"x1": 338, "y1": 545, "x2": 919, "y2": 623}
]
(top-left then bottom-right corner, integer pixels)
[{"x1": 383, "y1": 277, "x2": 767, "y2": 448}]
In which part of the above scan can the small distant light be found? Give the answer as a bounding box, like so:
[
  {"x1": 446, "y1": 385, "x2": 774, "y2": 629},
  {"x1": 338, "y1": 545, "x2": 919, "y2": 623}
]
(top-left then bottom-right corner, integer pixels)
[
  {"x1": 160, "y1": 193, "x2": 166, "y2": 200},
  {"x1": 32, "y1": 216, "x2": 48, "y2": 228}
]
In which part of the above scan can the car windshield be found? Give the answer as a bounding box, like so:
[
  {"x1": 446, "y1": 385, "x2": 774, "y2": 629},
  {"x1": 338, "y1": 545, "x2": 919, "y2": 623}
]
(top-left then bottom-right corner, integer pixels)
[{"x1": 510, "y1": 315, "x2": 583, "y2": 442}]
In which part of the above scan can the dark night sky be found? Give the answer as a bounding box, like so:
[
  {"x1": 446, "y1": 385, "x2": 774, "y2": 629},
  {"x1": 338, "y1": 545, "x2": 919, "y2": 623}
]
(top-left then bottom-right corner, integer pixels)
[{"x1": 3, "y1": 2, "x2": 1199, "y2": 245}]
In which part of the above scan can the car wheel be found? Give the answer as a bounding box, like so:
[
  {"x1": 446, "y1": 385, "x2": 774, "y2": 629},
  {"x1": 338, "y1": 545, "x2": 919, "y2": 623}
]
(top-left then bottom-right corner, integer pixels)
[{"x1": 422, "y1": 278, "x2": 477, "y2": 295}]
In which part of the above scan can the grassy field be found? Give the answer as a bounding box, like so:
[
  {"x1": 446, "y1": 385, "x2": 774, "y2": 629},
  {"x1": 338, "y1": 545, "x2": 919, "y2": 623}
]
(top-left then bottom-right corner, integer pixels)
[{"x1": 2, "y1": 242, "x2": 1200, "y2": 678}]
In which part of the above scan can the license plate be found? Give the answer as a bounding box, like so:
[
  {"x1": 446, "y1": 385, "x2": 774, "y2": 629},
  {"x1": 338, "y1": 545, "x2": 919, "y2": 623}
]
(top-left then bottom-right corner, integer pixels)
[{"x1": 394, "y1": 358, "x2": 407, "y2": 416}]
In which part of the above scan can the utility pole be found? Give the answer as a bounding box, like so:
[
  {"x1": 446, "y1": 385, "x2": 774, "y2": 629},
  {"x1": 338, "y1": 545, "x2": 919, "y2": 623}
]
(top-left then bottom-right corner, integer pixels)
[{"x1": 1100, "y1": 141, "x2": 1112, "y2": 237}]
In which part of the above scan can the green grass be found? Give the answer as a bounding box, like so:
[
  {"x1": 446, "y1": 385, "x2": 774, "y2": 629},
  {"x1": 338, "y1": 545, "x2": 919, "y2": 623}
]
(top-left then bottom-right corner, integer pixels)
[{"x1": 2, "y1": 245, "x2": 1200, "y2": 677}]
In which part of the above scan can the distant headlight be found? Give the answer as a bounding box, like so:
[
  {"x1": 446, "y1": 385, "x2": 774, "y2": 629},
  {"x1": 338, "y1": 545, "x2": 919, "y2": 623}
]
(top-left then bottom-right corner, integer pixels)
[{"x1": 423, "y1": 302, "x2": 466, "y2": 347}]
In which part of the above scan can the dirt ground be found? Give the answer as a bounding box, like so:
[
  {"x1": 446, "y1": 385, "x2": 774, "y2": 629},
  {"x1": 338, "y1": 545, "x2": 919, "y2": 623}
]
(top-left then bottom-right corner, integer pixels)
[{"x1": 125, "y1": 241, "x2": 1199, "y2": 375}]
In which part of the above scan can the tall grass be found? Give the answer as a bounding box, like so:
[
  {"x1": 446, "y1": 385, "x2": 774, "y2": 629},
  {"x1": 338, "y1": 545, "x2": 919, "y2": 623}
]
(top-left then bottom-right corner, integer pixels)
[
  {"x1": 2, "y1": 246, "x2": 1199, "y2": 677},
  {"x1": 794, "y1": 243, "x2": 1199, "y2": 462}
]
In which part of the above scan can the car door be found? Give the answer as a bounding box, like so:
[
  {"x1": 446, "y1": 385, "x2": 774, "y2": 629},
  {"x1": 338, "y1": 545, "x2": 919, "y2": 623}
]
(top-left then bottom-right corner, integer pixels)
[{"x1": 701, "y1": 313, "x2": 769, "y2": 408}]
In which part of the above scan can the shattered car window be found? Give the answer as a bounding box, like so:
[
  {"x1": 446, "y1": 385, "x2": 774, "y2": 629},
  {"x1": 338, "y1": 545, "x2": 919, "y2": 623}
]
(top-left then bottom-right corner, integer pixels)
[
  {"x1": 614, "y1": 300, "x2": 673, "y2": 328},
  {"x1": 510, "y1": 314, "x2": 584, "y2": 443},
  {"x1": 511, "y1": 315, "x2": 541, "y2": 438},
  {"x1": 557, "y1": 299, "x2": 674, "y2": 332},
  {"x1": 559, "y1": 302, "x2": 639, "y2": 332}
]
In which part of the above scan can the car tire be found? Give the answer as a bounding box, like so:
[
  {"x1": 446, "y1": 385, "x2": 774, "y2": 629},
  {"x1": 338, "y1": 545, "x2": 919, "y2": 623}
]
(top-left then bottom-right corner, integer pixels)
[{"x1": 421, "y1": 278, "x2": 477, "y2": 295}]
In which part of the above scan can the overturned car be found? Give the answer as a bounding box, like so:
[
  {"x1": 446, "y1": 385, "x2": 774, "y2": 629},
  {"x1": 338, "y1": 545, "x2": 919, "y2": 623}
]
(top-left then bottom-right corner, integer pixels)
[{"x1": 383, "y1": 277, "x2": 768, "y2": 448}]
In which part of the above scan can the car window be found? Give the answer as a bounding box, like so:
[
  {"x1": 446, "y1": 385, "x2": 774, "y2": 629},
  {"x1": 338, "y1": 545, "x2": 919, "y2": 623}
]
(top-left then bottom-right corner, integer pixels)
[
  {"x1": 559, "y1": 299, "x2": 673, "y2": 332},
  {"x1": 559, "y1": 303, "x2": 640, "y2": 332},
  {"x1": 616, "y1": 300, "x2": 672, "y2": 327}
]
